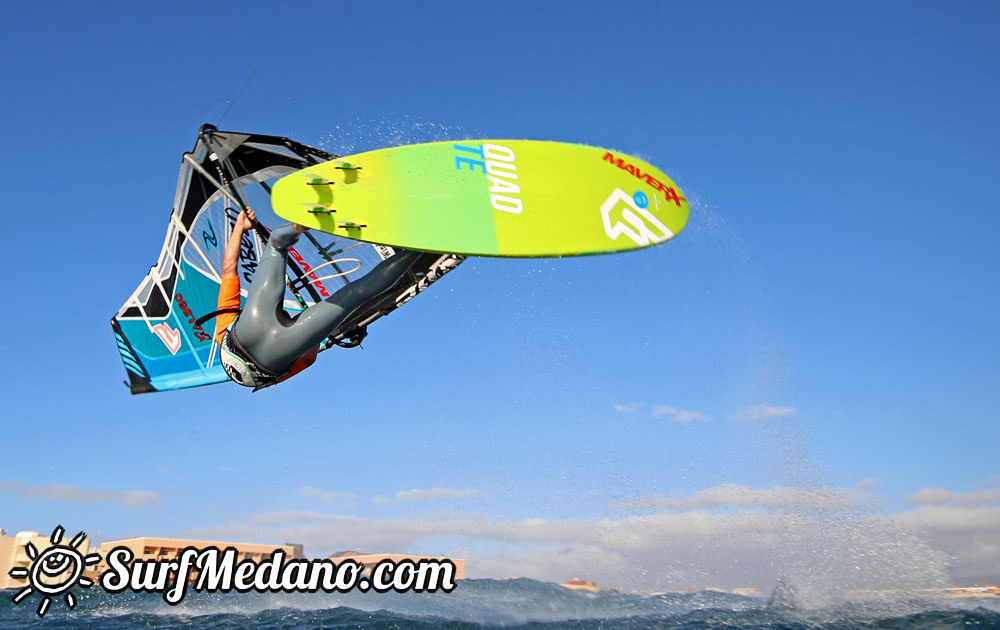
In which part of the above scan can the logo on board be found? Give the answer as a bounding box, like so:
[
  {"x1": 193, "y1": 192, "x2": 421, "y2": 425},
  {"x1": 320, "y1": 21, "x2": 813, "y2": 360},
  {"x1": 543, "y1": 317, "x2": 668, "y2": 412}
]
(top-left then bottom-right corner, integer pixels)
[
  {"x1": 600, "y1": 188, "x2": 674, "y2": 247},
  {"x1": 453, "y1": 143, "x2": 523, "y2": 214}
]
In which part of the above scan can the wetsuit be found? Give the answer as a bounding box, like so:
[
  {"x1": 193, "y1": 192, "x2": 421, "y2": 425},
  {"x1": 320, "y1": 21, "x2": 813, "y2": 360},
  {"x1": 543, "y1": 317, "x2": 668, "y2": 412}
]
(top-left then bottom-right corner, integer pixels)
[{"x1": 217, "y1": 223, "x2": 422, "y2": 384}]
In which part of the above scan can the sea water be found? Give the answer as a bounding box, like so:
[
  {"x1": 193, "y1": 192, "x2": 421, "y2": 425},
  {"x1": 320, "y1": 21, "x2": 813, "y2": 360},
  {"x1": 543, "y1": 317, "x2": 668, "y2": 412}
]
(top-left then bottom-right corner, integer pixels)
[{"x1": 3, "y1": 579, "x2": 999, "y2": 629}]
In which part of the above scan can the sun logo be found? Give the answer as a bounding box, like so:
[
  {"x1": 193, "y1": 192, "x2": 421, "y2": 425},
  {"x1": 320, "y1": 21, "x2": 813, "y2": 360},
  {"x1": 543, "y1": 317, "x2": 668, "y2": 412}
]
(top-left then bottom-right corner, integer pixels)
[{"x1": 8, "y1": 525, "x2": 101, "y2": 617}]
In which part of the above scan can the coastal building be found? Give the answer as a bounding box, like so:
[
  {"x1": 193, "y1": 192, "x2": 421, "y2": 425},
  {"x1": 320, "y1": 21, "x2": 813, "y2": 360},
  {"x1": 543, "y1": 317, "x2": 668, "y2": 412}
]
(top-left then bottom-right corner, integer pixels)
[
  {"x1": 94, "y1": 536, "x2": 303, "y2": 576},
  {"x1": 920, "y1": 586, "x2": 1000, "y2": 599},
  {"x1": 0, "y1": 528, "x2": 94, "y2": 590},
  {"x1": 560, "y1": 578, "x2": 601, "y2": 592}
]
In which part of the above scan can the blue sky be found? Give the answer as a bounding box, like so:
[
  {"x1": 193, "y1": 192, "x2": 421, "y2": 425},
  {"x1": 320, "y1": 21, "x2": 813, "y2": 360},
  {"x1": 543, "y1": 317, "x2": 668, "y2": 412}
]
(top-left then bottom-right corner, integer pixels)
[{"x1": 0, "y1": 1, "x2": 997, "y2": 590}]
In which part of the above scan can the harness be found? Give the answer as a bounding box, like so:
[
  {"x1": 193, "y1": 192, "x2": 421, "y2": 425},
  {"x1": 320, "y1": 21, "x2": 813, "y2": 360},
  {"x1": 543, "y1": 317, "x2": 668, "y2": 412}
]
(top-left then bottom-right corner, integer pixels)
[{"x1": 219, "y1": 324, "x2": 286, "y2": 391}]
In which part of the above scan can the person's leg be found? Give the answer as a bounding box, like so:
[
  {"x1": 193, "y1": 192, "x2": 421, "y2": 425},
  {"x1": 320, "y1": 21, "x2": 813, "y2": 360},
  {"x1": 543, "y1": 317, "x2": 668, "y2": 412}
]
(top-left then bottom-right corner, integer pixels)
[
  {"x1": 232, "y1": 223, "x2": 301, "y2": 352},
  {"x1": 252, "y1": 250, "x2": 425, "y2": 370}
]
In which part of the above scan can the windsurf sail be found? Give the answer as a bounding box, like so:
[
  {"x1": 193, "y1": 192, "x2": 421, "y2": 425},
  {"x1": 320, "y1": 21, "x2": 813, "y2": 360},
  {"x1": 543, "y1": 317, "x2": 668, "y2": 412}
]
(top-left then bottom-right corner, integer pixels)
[{"x1": 112, "y1": 124, "x2": 464, "y2": 394}]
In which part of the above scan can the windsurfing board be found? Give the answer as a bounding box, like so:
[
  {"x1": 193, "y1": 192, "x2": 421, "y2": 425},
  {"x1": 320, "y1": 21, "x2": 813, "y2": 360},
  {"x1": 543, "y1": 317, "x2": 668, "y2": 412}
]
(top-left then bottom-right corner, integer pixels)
[{"x1": 271, "y1": 140, "x2": 689, "y2": 257}]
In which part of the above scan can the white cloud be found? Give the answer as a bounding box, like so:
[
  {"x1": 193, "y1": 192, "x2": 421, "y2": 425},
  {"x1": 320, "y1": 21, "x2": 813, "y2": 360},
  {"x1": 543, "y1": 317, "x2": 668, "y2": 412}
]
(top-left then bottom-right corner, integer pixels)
[
  {"x1": 0, "y1": 480, "x2": 158, "y2": 508},
  {"x1": 732, "y1": 405, "x2": 797, "y2": 420},
  {"x1": 613, "y1": 403, "x2": 638, "y2": 414},
  {"x1": 651, "y1": 405, "x2": 709, "y2": 423},
  {"x1": 396, "y1": 488, "x2": 484, "y2": 502},
  {"x1": 892, "y1": 505, "x2": 1000, "y2": 580},
  {"x1": 980, "y1": 475, "x2": 1000, "y2": 488},
  {"x1": 856, "y1": 478, "x2": 881, "y2": 491},
  {"x1": 176, "y1": 481, "x2": 1000, "y2": 598},
  {"x1": 613, "y1": 483, "x2": 860, "y2": 513},
  {"x1": 178, "y1": 501, "x2": 955, "y2": 599},
  {"x1": 300, "y1": 487, "x2": 357, "y2": 506},
  {"x1": 905, "y1": 487, "x2": 1000, "y2": 507}
]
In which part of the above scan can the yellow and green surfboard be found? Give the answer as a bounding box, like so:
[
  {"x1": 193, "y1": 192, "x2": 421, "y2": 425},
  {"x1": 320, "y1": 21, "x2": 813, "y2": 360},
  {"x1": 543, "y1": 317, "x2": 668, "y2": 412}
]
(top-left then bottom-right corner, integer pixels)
[{"x1": 271, "y1": 140, "x2": 689, "y2": 257}]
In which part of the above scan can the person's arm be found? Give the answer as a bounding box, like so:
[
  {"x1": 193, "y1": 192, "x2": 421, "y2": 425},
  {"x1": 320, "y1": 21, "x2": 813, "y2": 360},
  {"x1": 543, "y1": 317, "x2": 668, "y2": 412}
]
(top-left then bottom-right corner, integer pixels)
[
  {"x1": 222, "y1": 208, "x2": 256, "y2": 279},
  {"x1": 215, "y1": 209, "x2": 257, "y2": 343}
]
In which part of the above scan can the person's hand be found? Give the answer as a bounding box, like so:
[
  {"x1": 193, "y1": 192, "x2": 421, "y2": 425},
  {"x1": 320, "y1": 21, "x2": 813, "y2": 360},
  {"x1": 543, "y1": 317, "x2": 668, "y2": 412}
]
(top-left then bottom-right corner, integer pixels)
[{"x1": 236, "y1": 208, "x2": 256, "y2": 231}]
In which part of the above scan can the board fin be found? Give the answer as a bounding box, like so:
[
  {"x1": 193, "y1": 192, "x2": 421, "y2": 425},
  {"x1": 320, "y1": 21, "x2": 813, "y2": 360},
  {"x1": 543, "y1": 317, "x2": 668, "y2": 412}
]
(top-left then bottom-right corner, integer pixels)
[
  {"x1": 300, "y1": 172, "x2": 334, "y2": 185},
  {"x1": 303, "y1": 203, "x2": 335, "y2": 214}
]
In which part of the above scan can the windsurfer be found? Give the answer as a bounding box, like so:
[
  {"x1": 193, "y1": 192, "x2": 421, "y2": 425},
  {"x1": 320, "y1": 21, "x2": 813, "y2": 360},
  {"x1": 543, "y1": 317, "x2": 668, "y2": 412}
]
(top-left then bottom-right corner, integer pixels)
[{"x1": 215, "y1": 209, "x2": 421, "y2": 389}]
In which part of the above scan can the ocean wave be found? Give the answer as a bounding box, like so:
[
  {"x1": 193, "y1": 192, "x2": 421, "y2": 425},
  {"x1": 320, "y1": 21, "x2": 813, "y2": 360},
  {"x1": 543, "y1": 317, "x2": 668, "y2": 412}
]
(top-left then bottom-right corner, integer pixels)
[{"x1": 2, "y1": 579, "x2": 998, "y2": 629}]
